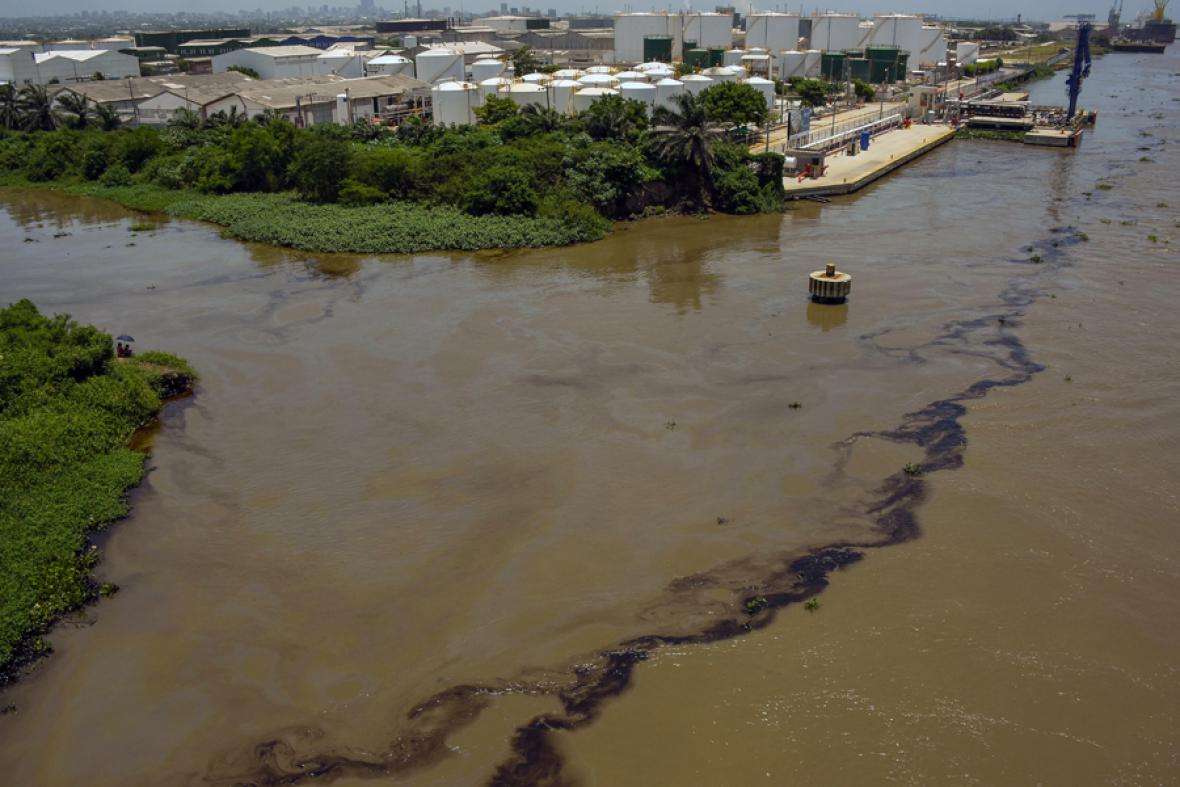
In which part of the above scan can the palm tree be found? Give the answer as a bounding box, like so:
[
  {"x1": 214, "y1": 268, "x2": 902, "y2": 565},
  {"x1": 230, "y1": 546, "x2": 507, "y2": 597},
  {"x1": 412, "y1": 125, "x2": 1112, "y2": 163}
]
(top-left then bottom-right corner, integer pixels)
[
  {"x1": 168, "y1": 107, "x2": 202, "y2": 130},
  {"x1": 518, "y1": 104, "x2": 564, "y2": 134},
  {"x1": 55, "y1": 91, "x2": 92, "y2": 130},
  {"x1": 94, "y1": 103, "x2": 121, "y2": 131},
  {"x1": 18, "y1": 84, "x2": 58, "y2": 131},
  {"x1": 579, "y1": 94, "x2": 646, "y2": 142},
  {"x1": 0, "y1": 84, "x2": 20, "y2": 131},
  {"x1": 649, "y1": 93, "x2": 728, "y2": 209},
  {"x1": 204, "y1": 105, "x2": 246, "y2": 129}
]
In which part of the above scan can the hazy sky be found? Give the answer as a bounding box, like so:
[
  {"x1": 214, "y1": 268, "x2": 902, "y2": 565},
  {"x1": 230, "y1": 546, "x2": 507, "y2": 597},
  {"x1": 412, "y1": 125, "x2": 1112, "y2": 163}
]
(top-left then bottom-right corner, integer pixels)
[{"x1": 0, "y1": 0, "x2": 1128, "y2": 20}]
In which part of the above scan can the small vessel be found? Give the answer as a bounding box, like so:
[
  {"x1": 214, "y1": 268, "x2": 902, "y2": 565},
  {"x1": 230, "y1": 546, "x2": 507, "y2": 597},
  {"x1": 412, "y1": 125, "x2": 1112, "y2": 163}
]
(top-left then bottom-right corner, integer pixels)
[{"x1": 1109, "y1": 38, "x2": 1168, "y2": 52}]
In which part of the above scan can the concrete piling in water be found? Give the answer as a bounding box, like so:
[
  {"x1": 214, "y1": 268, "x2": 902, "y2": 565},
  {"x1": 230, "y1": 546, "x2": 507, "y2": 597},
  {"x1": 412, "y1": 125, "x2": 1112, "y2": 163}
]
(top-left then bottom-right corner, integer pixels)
[{"x1": 809, "y1": 263, "x2": 852, "y2": 304}]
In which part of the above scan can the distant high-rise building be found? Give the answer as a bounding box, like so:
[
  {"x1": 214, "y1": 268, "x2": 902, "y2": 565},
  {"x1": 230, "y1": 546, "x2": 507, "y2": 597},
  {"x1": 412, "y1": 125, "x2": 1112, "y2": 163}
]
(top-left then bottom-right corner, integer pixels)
[
  {"x1": 547, "y1": 8, "x2": 556, "y2": 18},
  {"x1": 359, "y1": 0, "x2": 375, "y2": 10}
]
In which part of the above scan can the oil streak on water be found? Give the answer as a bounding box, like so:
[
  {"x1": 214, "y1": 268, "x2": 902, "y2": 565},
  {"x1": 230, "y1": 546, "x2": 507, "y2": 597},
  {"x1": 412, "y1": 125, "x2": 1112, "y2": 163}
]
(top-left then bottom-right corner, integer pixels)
[{"x1": 0, "y1": 51, "x2": 1177, "y2": 787}]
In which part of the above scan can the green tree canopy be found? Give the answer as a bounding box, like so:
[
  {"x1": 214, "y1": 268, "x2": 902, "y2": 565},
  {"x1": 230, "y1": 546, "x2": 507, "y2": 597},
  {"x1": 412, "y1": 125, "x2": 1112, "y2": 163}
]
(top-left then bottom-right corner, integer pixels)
[
  {"x1": 288, "y1": 137, "x2": 350, "y2": 202},
  {"x1": 699, "y1": 82, "x2": 769, "y2": 127}
]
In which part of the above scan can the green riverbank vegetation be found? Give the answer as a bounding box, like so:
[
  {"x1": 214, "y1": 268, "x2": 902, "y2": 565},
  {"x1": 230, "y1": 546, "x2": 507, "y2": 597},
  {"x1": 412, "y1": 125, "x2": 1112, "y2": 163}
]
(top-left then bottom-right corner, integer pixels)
[
  {"x1": 0, "y1": 82, "x2": 786, "y2": 254},
  {"x1": 0, "y1": 300, "x2": 194, "y2": 683}
]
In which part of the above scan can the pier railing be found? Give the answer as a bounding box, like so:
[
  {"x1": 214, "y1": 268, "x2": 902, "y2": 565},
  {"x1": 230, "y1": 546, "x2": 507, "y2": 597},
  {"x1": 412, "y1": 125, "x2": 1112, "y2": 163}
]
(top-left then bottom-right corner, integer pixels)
[{"x1": 784, "y1": 110, "x2": 904, "y2": 153}]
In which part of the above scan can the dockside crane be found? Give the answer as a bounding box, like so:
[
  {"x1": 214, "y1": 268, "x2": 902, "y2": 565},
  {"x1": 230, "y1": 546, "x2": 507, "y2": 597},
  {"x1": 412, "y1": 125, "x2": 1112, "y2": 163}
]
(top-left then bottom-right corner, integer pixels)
[{"x1": 1063, "y1": 17, "x2": 1093, "y2": 120}]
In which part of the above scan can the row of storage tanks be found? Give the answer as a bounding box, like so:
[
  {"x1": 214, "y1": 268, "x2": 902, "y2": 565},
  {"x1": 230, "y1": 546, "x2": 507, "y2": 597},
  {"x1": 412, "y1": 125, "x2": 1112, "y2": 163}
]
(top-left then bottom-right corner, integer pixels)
[
  {"x1": 431, "y1": 61, "x2": 777, "y2": 126},
  {"x1": 613, "y1": 12, "x2": 947, "y2": 68}
]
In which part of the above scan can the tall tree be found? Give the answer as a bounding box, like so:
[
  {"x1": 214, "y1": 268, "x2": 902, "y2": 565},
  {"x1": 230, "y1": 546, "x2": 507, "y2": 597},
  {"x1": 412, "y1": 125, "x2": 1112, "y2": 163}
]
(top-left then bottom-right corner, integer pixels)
[
  {"x1": 511, "y1": 45, "x2": 541, "y2": 75},
  {"x1": 18, "y1": 85, "x2": 58, "y2": 131},
  {"x1": 0, "y1": 85, "x2": 19, "y2": 131},
  {"x1": 649, "y1": 92, "x2": 727, "y2": 208},
  {"x1": 168, "y1": 107, "x2": 202, "y2": 130},
  {"x1": 94, "y1": 102, "x2": 122, "y2": 131},
  {"x1": 578, "y1": 94, "x2": 647, "y2": 142},
  {"x1": 55, "y1": 92, "x2": 92, "y2": 130}
]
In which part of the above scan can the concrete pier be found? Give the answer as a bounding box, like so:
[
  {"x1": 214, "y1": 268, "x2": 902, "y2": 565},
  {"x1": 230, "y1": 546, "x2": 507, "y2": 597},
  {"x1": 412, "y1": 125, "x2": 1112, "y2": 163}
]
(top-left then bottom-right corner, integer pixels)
[{"x1": 783, "y1": 124, "x2": 956, "y2": 199}]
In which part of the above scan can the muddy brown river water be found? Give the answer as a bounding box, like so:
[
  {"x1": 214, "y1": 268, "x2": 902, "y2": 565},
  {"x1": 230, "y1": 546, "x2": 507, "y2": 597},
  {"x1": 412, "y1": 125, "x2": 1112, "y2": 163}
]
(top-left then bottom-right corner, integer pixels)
[{"x1": 1, "y1": 53, "x2": 1178, "y2": 785}]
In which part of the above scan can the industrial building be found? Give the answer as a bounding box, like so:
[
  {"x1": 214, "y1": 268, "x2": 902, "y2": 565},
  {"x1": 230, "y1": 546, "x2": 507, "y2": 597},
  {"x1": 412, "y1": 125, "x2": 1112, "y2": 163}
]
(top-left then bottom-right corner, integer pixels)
[
  {"x1": 745, "y1": 13, "x2": 802, "y2": 53},
  {"x1": 481, "y1": 15, "x2": 551, "y2": 32},
  {"x1": 212, "y1": 46, "x2": 364, "y2": 80},
  {"x1": 51, "y1": 71, "x2": 255, "y2": 121},
  {"x1": 613, "y1": 12, "x2": 733, "y2": 63},
  {"x1": 2, "y1": 48, "x2": 142, "y2": 84},
  {"x1": 228, "y1": 74, "x2": 429, "y2": 125},
  {"x1": 133, "y1": 29, "x2": 251, "y2": 53},
  {"x1": 376, "y1": 19, "x2": 450, "y2": 35}
]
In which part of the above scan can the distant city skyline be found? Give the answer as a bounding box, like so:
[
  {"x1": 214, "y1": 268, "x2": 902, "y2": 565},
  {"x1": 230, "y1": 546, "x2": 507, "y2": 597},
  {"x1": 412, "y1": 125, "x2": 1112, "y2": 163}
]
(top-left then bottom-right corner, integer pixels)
[{"x1": 0, "y1": 0, "x2": 1128, "y2": 20}]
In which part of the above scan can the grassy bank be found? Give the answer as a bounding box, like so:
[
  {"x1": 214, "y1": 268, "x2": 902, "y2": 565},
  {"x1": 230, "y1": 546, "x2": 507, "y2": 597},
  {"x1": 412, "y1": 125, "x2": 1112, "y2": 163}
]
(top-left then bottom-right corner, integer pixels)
[
  {"x1": 0, "y1": 176, "x2": 608, "y2": 253},
  {"x1": 0, "y1": 84, "x2": 785, "y2": 255},
  {"x1": 0, "y1": 299, "x2": 194, "y2": 684}
]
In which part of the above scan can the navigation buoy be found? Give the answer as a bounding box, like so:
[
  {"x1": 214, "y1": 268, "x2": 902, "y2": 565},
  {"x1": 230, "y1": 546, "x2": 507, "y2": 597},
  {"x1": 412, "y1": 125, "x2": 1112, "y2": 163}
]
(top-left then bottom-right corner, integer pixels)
[{"x1": 808, "y1": 263, "x2": 852, "y2": 304}]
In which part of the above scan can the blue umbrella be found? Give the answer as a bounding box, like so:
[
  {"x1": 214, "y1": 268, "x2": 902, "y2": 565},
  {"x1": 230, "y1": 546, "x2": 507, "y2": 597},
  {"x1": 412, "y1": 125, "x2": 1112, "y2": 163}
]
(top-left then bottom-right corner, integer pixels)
[{"x1": 116, "y1": 334, "x2": 135, "y2": 342}]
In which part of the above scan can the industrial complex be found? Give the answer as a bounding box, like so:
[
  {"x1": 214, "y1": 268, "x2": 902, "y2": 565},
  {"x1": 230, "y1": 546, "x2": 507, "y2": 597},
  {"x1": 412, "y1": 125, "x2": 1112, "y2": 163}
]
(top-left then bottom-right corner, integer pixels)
[{"x1": 0, "y1": 6, "x2": 1160, "y2": 195}]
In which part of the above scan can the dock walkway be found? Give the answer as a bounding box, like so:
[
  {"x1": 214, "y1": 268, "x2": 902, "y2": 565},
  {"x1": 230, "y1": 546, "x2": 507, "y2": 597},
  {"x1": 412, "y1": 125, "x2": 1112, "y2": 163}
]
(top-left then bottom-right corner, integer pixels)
[{"x1": 783, "y1": 124, "x2": 956, "y2": 199}]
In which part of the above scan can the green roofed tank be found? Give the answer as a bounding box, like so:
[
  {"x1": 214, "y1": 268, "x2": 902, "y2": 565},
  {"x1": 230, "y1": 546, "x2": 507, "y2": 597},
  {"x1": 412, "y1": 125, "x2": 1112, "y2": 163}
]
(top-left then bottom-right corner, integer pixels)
[
  {"x1": 820, "y1": 51, "x2": 846, "y2": 80},
  {"x1": 684, "y1": 48, "x2": 710, "y2": 69},
  {"x1": 643, "y1": 35, "x2": 673, "y2": 63}
]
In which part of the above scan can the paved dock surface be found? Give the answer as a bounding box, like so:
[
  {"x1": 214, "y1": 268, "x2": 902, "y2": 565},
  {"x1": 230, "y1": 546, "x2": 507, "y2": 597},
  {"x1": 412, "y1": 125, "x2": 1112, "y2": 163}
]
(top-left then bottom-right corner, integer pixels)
[{"x1": 783, "y1": 124, "x2": 956, "y2": 199}]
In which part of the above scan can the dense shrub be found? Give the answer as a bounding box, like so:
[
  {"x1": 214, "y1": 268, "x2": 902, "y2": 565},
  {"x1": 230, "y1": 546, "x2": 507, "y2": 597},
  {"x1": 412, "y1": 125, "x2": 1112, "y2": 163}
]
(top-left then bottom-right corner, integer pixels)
[
  {"x1": 565, "y1": 142, "x2": 652, "y2": 217},
  {"x1": 338, "y1": 178, "x2": 386, "y2": 206},
  {"x1": 288, "y1": 137, "x2": 350, "y2": 203},
  {"x1": 352, "y1": 145, "x2": 417, "y2": 198},
  {"x1": 113, "y1": 127, "x2": 162, "y2": 173},
  {"x1": 25, "y1": 134, "x2": 76, "y2": 181},
  {"x1": 98, "y1": 163, "x2": 132, "y2": 187},
  {"x1": 0, "y1": 299, "x2": 192, "y2": 679},
  {"x1": 463, "y1": 164, "x2": 539, "y2": 216}
]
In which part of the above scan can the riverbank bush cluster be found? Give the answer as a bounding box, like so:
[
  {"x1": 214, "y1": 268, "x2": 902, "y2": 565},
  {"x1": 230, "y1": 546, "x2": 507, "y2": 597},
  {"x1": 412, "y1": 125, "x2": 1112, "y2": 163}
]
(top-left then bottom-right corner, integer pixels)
[
  {"x1": 0, "y1": 300, "x2": 193, "y2": 681},
  {"x1": 0, "y1": 84, "x2": 785, "y2": 253},
  {"x1": 963, "y1": 58, "x2": 1004, "y2": 77}
]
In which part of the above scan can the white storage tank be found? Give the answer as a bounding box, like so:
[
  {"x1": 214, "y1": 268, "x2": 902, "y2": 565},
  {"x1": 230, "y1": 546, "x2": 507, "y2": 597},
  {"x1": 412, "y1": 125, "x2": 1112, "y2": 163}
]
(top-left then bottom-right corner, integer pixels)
[
  {"x1": 743, "y1": 76, "x2": 776, "y2": 110},
  {"x1": 619, "y1": 81, "x2": 656, "y2": 111},
  {"x1": 916, "y1": 27, "x2": 948, "y2": 67},
  {"x1": 870, "y1": 14, "x2": 923, "y2": 54},
  {"x1": 741, "y1": 53, "x2": 771, "y2": 76},
  {"x1": 746, "y1": 12, "x2": 801, "y2": 53},
  {"x1": 810, "y1": 13, "x2": 862, "y2": 52},
  {"x1": 478, "y1": 76, "x2": 512, "y2": 99},
  {"x1": 578, "y1": 73, "x2": 618, "y2": 87},
  {"x1": 471, "y1": 58, "x2": 505, "y2": 82},
  {"x1": 572, "y1": 87, "x2": 619, "y2": 113},
  {"x1": 779, "y1": 49, "x2": 807, "y2": 79},
  {"x1": 955, "y1": 41, "x2": 980, "y2": 66},
  {"x1": 552, "y1": 67, "x2": 583, "y2": 79},
  {"x1": 654, "y1": 77, "x2": 684, "y2": 110},
  {"x1": 548, "y1": 79, "x2": 581, "y2": 114},
  {"x1": 636, "y1": 61, "x2": 674, "y2": 77},
  {"x1": 701, "y1": 65, "x2": 742, "y2": 83},
  {"x1": 521, "y1": 71, "x2": 551, "y2": 84},
  {"x1": 723, "y1": 48, "x2": 745, "y2": 66},
  {"x1": 431, "y1": 80, "x2": 479, "y2": 125},
  {"x1": 684, "y1": 12, "x2": 733, "y2": 50},
  {"x1": 416, "y1": 48, "x2": 464, "y2": 84},
  {"x1": 803, "y1": 49, "x2": 822, "y2": 77},
  {"x1": 365, "y1": 53, "x2": 412, "y2": 77},
  {"x1": 507, "y1": 81, "x2": 549, "y2": 108},
  {"x1": 613, "y1": 13, "x2": 672, "y2": 63},
  {"x1": 680, "y1": 73, "x2": 714, "y2": 95},
  {"x1": 585, "y1": 65, "x2": 615, "y2": 74},
  {"x1": 615, "y1": 69, "x2": 649, "y2": 82}
]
